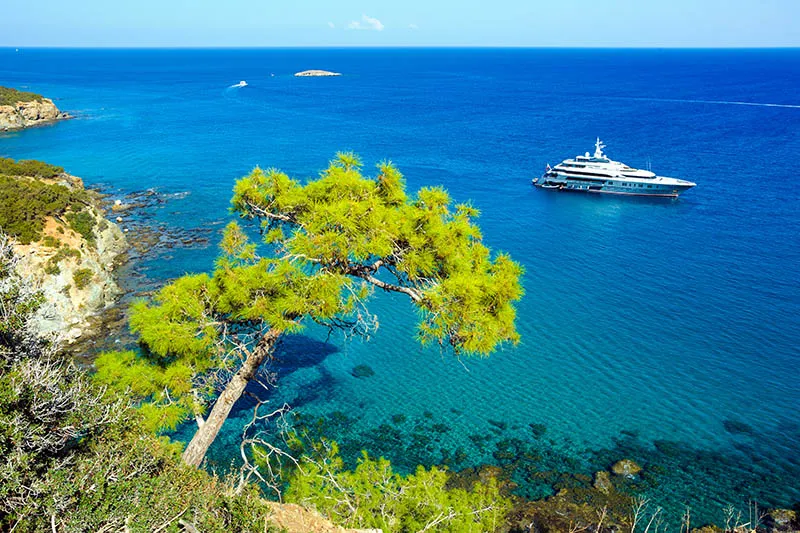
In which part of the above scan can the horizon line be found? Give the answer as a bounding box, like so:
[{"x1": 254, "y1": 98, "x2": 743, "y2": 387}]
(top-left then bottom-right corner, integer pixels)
[{"x1": 3, "y1": 45, "x2": 800, "y2": 50}]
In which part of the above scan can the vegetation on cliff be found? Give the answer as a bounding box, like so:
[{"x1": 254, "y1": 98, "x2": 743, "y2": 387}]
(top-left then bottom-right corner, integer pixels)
[
  {"x1": 0, "y1": 159, "x2": 90, "y2": 245},
  {"x1": 0, "y1": 86, "x2": 43, "y2": 106},
  {"x1": 0, "y1": 157, "x2": 126, "y2": 344}
]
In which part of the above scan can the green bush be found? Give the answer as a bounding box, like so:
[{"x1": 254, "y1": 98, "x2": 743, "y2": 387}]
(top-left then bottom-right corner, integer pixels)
[
  {"x1": 72, "y1": 268, "x2": 93, "y2": 290},
  {"x1": 66, "y1": 210, "x2": 96, "y2": 245},
  {"x1": 0, "y1": 171, "x2": 88, "y2": 244},
  {"x1": 286, "y1": 442, "x2": 511, "y2": 532},
  {"x1": 0, "y1": 157, "x2": 63, "y2": 178},
  {"x1": 0, "y1": 86, "x2": 43, "y2": 106},
  {"x1": 41, "y1": 235, "x2": 61, "y2": 249},
  {"x1": 44, "y1": 247, "x2": 81, "y2": 275}
]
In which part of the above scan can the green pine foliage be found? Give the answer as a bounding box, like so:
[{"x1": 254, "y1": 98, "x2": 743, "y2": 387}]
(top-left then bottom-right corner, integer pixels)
[
  {"x1": 0, "y1": 87, "x2": 44, "y2": 106},
  {"x1": 231, "y1": 153, "x2": 524, "y2": 354},
  {"x1": 285, "y1": 442, "x2": 511, "y2": 532}
]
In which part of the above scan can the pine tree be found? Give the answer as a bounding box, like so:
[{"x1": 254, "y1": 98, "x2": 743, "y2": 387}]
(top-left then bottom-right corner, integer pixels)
[{"x1": 96, "y1": 154, "x2": 524, "y2": 467}]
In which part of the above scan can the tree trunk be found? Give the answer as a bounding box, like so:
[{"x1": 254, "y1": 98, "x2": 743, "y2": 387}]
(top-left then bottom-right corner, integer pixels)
[{"x1": 181, "y1": 328, "x2": 281, "y2": 467}]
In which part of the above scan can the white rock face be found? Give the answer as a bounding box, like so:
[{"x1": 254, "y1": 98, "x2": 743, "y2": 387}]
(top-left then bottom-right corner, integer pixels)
[
  {"x1": 0, "y1": 98, "x2": 69, "y2": 131},
  {"x1": 12, "y1": 176, "x2": 127, "y2": 344}
]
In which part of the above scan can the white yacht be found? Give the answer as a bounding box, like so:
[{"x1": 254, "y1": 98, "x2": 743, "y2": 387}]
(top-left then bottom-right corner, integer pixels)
[{"x1": 533, "y1": 139, "x2": 696, "y2": 197}]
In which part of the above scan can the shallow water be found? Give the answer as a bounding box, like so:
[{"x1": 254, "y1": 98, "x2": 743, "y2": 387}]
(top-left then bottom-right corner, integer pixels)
[{"x1": 2, "y1": 47, "x2": 799, "y2": 524}]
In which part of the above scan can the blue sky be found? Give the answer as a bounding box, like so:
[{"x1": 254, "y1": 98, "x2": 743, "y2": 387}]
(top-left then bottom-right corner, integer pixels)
[{"x1": 2, "y1": 0, "x2": 799, "y2": 47}]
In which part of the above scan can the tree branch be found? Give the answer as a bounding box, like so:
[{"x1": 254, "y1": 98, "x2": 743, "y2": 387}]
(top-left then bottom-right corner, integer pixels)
[{"x1": 345, "y1": 267, "x2": 422, "y2": 302}]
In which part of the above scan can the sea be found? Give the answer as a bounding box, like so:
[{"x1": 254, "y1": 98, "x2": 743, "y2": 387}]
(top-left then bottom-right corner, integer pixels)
[{"x1": 2, "y1": 48, "x2": 799, "y2": 525}]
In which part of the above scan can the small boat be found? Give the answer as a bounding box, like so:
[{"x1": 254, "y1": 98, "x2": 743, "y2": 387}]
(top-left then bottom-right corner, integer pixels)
[
  {"x1": 535, "y1": 138, "x2": 696, "y2": 198},
  {"x1": 233, "y1": 80, "x2": 248, "y2": 88}
]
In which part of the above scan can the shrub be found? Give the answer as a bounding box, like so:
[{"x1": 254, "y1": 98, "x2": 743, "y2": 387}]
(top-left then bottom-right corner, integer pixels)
[
  {"x1": 286, "y1": 442, "x2": 511, "y2": 532},
  {"x1": 0, "y1": 171, "x2": 88, "y2": 244},
  {"x1": 44, "y1": 247, "x2": 81, "y2": 275},
  {"x1": 41, "y1": 235, "x2": 61, "y2": 248},
  {"x1": 72, "y1": 268, "x2": 93, "y2": 290},
  {"x1": 0, "y1": 86, "x2": 43, "y2": 106},
  {"x1": 66, "y1": 210, "x2": 96, "y2": 245},
  {"x1": 0, "y1": 157, "x2": 63, "y2": 178}
]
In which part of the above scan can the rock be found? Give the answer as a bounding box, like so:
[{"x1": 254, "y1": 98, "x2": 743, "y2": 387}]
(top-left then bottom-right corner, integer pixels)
[
  {"x1": 12, "y1": 176, "x2": 127, "y2": 344},
  {"x1": 593, "y1": 470, "x2": 613, "y2": 493},
  {"x1": 294, "y1": 70, "x2": 342, "y2": 77},
  {"x1": 764, "y1": 509, "x2": 799, "y2": 532},
  {"x1": 611, "y1": 459, "x2": 642, "y2": 477},
  {"x1": 351, "y1": 364, "x2": 375, "y2": 378},
  {"x1": 0, "y1": 97, "x2": 70, "y2": 131},
  {"x1": 264, "y1": 502, "x2": 382, "y2": 533}
]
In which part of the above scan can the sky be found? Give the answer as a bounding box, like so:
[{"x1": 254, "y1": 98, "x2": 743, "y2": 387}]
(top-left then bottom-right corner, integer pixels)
[{"x1": 1, "y1": 0, "x2": 799, "y2": 48}]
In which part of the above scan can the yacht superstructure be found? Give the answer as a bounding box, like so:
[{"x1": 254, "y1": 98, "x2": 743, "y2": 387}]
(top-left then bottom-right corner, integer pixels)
[{"x1": 533, "y1": 139, "x2": 696, "y2": 197}]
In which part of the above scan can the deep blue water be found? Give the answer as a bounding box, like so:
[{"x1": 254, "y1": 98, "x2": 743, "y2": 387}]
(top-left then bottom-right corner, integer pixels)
[{"x1": 2, "y1": 48, "x2": 799, "y2": 524}]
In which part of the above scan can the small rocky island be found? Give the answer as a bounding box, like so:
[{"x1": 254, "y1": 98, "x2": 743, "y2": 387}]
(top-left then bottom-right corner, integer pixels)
[
  {"x1": 0, "y1": 86, "x2": 70, "y2": 131},
  {"x1": 294, "y1": 70, "x2": 342, "y2": 77},
  {"x1": 0, "y1": 158, "x2": 126, "y2": 342}
]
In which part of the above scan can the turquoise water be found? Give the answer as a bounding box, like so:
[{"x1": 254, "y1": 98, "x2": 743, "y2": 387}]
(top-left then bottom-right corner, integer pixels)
[{"x1": 2, "y1": 48, "x2": 799, "y2": 524}]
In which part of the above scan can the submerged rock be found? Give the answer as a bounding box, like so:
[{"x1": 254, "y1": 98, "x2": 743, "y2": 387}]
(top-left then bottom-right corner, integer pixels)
[
  {"x1": 351, "y1": 364, "x2": 375, "y2": 378},
  {"x1": 593, "y1": 470, "x2": 613, "y2": 493},
  {"x1": 611, "y1": 459, "x2": 642, "y2": 477},
  {"x1": 764, "y1": 509, "x2": 799, "y2": 532}
]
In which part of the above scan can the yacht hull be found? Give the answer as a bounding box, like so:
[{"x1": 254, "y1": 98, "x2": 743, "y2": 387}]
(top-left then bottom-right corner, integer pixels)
[{"x1": 533, "y1": 179, "x2": 694, "y2": 198}]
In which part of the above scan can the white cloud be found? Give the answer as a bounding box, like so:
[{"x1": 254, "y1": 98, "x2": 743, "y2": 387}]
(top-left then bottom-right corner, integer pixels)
[
  {"x1": 408, "y1": 23, "x2": 419, "y2": 30},
  {"x1": 328, "y1": 21, "x2": 335, "y2": 28},
  {"x1": 348, "y1": 14, "x2": 384, "y2": 31}
]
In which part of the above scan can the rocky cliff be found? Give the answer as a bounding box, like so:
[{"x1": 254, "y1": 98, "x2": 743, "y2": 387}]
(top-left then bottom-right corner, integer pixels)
[
  {"x1": 10, "y1": 174, "x2": 127, "y2": 343},
  {"x1": 0, "y1": 97, "x2": 69, "y2": 131}
]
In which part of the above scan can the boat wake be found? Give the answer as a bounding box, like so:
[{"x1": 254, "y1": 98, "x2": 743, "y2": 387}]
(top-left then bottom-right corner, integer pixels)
[{"x1": 610, "y1": 96, "x2": 800, "y2": 109}]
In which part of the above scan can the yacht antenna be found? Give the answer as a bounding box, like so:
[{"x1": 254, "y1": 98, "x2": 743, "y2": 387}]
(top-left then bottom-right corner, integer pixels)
[{"x1": 594, "y1": 137, "x2": 606, "y2": 159}]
